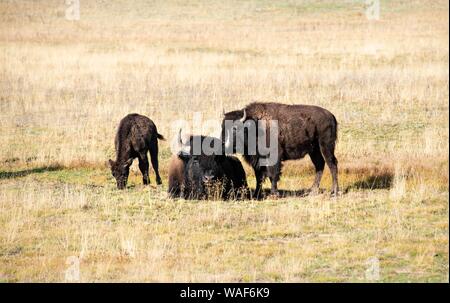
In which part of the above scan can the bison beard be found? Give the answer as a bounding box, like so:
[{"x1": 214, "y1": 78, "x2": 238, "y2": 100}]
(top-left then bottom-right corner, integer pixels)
[{"x1": 222, "y1": 102, "x2": 339, "y2": 198}]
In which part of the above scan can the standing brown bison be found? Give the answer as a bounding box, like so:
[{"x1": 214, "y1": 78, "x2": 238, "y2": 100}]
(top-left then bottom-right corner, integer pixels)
[
  {"x1": 222, "y1": 102, "x2": 339, "y2": 197},
  {"x1": 109, "y1": 113, "x2": 164, "y2": 189}
]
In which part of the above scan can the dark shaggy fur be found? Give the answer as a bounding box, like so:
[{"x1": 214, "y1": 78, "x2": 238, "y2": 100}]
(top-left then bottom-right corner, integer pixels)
[
  {"x1": 222, "y1": 102, "x2": 339, "y2": 197},
  {"x1": 178, "y1": 153, "x2": 248, "y2": 200},
  {"x1": 109, "y1": 113, "x2": 164, "y2": 189},
  {"x1": 168, "y1": 134, "x2": 224, "y2": 197},
  {"x1": 169, "y1": 132, "x2": 248, "y2": 199}
]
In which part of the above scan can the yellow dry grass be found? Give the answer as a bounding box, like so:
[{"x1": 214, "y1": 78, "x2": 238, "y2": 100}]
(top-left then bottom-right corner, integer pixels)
[{"x1": 0, "y1": 0, "x2": 448, "y2": 282}]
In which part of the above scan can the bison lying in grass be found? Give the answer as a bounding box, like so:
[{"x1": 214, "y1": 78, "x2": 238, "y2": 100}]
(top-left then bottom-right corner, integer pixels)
[
  {"x1": 177, "y1": 153, "x2": 248, "y2": 200},
  {"x1": 168, "y1": 130, "x2": 248, "y2": 200},
  {"x1": 109, "y1": 113, "x2": 164, "y2": 189}
]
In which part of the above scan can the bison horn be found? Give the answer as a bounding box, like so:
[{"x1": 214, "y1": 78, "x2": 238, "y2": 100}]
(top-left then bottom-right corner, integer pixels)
[
  {"x1": 222, "y1": 108, "x2": 226, "y2": 116},
  {"x1": 177, "y1": 128, "x2": 191, "y2": 155},
  {"x1": 239, "y1": 109, "x2": 247, "y2": 123},
  {"x1": 177, "y1": 128, "x2": 184, "y2": 146}
]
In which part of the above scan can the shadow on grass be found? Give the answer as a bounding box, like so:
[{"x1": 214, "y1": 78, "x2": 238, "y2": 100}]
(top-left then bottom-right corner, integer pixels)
[
  {"x1": 344, "y1": 172, "x2": 394, "y2": 193},
  {"x1": 251, "y1": 171, "x2": 395, "y2": 199},
  {"x1": 0, "y1": 165, "x2": 63, "y2": 180},
  {"x1": 251, "y1": 188, "x2": 310, "y2": 200}
]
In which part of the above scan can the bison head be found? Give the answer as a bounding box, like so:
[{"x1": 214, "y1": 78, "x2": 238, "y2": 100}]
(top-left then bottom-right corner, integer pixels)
[
  {"x1": 221, "y1": 109, "x2": 254, "y2": 154},
  {"x1": 108, "y1": 158, "x2": 133, "y2": 189},
  {"x1": 178, "y1": 153, "x2": 226, "y2": 199}
]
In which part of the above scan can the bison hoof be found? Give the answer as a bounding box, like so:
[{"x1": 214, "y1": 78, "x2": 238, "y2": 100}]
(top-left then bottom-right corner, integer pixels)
[
  {"x1": 268, "y1": 191, "x2": 280, "y2": 199},
  {"x1": 330, "y1": 190, "x2": 340, "y2": 198},
  {"x1": 251, "y1": 190, "x2": 263, "y2": 200}
]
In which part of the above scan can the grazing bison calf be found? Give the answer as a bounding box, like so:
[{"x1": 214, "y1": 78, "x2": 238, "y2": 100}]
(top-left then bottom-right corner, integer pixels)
[
  {"x1": 222, "y1": 102, "x2": 339, "y2": 197},
  {"x1": 177, "y1": 153, "x2": 248, "y2": 200},
  {"x1": 109, "y1": 113, "x2": 164, "y2": 189}
]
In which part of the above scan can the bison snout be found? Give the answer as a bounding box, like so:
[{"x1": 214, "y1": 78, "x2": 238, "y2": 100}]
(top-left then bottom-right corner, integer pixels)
[{"x1": 202, "y1": 175, "x2": 215, "y2": 183}]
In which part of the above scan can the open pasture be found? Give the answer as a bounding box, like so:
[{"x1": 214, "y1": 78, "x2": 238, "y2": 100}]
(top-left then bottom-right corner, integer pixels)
[{"x1": 0, "y1": 0, "x2": 448, "y2": 282}]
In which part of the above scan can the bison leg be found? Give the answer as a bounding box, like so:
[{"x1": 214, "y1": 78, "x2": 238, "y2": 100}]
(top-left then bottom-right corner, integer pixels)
[
  {"x1": 267, "y1": 164, "x2": 281, "y2": 197},
  {"x1": 253, "y1": 169, "x2": 265, "y2": 199},
  {"x1": 320, "y1": 142, "x2": 339, "y2": 196},
  {"x1": 268, "y1": 177, "x2": 280, "y2": 197},
  {"x1": 309, "y1": 148, "x2": 325, "y2": 195},
  {"x1": 138, "y1": 153, "x2": 150, "y2": 185},
  {"x1": 150, "y1": 142, "x2": 162, "y2": 185}
]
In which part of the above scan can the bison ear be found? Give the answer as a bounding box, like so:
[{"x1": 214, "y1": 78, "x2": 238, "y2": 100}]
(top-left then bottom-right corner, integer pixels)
[{"x1": 108, "y1": 159, "x2": 115, "y2": 167}]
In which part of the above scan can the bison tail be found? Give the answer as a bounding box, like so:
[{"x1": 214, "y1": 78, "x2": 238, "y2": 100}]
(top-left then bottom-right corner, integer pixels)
[
  {"x1": 332, "y1": 114, "x2": 338, "y2": 143},
  {"x1": 157, "y1": 133, "x2": 165, "y2": 140}
]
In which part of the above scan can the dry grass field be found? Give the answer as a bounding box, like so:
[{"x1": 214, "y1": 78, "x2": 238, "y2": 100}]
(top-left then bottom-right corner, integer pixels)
[{"x1": 0, "y1": 0, "x2": 448, "y2": 282}]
